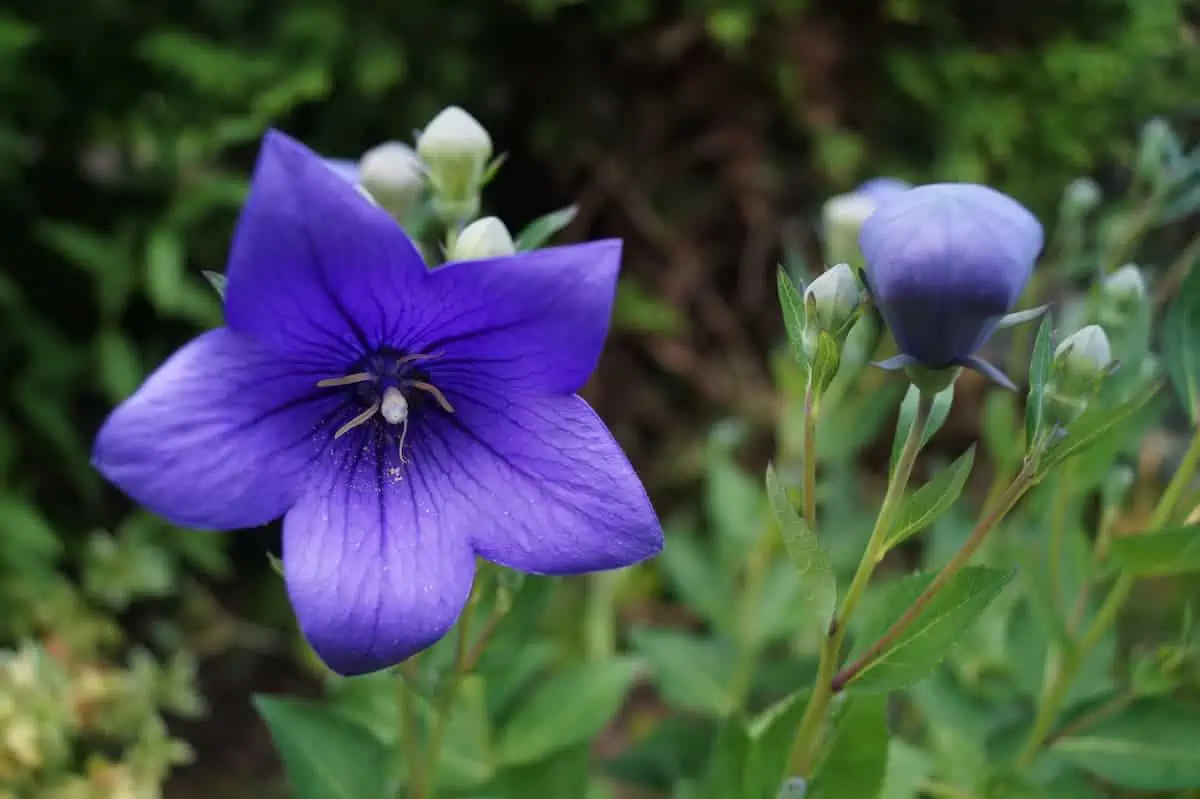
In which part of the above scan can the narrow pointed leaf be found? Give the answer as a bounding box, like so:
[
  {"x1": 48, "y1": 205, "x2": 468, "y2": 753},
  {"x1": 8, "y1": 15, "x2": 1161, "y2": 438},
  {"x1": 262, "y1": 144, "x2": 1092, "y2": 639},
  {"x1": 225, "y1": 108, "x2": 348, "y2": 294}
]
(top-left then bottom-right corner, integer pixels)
[
  {"x1": 766, "y1": 463, "x2": 836, "y2": 630},
  {"x1": 515, "y1": 205, "x2": 578, "y2": 251},
  {"x1": 808, "y1": 695, "x2": 889, "y2": 799},
  {"x1": 1024, "y1": 316, "x2": 1054, "y2": 449},
  {"x1": 254, "y1": 696, "x2": 391, "y2": 799},
  {"x1": 1038, "y1": 381, "x2": 1163, "y2": 474},
  {"x1": 1110, "y1": 524, "x2": 1200, "y2": 576},
  {"x1": 631, "y1": 628, "x2": 737, "y2": 716},
  {"x1": 496, "y1": 658, "x2": 638, "y2": 765},
  {"x1": 848, "y1": 567, "x2": 1013, "y2": 691},
  {"x1": 889, "y1": 383, "x2": 953, "y2": 475},
  {"x1": 745, "y1": 690, "x2": 810, "y2": 799},
  {"x1": 995, "y1": 303, "x2": 1050, "y2": 330},
  {"x1": 1162, "y1": 256, "x2": 1200, "y2": 424},
  {"x1": 883, "y1": 445, "x2": 976, "y2": 554},
  {"x1": 1052, "y1": 699, "x2": 1200, "y2": 790},
  {"x1": 778, "y1": 267, "x2": 808, "y2": 371}
]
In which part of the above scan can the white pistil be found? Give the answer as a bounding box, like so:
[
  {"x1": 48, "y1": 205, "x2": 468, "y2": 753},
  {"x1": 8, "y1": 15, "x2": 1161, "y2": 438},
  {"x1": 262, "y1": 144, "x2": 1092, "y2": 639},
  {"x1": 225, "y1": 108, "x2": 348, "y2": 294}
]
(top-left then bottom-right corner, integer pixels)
[
  {"x1": 380, "y1": 386, "x2": 411, "y2": 464},
  {"x1": 380, "y1": 386, "x2": 409, "y2": 425}
]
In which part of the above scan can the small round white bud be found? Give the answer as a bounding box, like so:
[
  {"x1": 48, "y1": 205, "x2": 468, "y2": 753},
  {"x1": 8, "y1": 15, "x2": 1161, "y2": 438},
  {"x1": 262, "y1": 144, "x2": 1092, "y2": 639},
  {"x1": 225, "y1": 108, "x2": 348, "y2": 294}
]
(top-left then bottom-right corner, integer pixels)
[
  {"x1": 417, "y1": 107, "x2": 493, "y2": 225},
  {"x1": 1062, "y1": 177, "x2": 1102, "y2": 217},
  {"x1": 359, "y1": 142, "x2": 424, "y2": 220},
  {"x1": 1053, "y1": 324, "x2": 1112, "y2": 390},
  {"x1": 1102, "y1": 264, "x2": 1147, "y2": 305},
  {"x1": 804, "y1": 263, "x2": 861, "y2": 337},
  {"x1": 452, "y1": 217, "x2": 516, "y2": 261},
  {"x1": 417, "y1": 107, "x2": 493, "y2": 163}
]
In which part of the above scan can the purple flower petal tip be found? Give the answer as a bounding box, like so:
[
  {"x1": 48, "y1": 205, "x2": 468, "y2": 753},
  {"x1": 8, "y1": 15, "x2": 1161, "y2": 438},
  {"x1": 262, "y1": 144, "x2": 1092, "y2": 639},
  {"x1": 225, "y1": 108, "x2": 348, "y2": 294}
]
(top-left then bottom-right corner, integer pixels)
[
  {"x1": 322, "y1": 157, "x2": 361, "y2": 184},
  {"x1": 92, "y1": 129, "x2": 662, "y2": 675},
  {"x1": 860, "y1": 182, "x2": 1044, "y2": 368},
  {"x1": 854, "y1": 177, "x2": 910, "y2": 201}
]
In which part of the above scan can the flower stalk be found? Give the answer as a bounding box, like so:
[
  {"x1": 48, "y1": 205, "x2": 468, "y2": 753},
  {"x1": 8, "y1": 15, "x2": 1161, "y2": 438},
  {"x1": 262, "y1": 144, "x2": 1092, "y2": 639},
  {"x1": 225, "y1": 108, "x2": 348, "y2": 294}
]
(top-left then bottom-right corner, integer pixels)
[
  {"x1": 1015, "y1": 425, "x2": 1200, "y2": 766},
  {"x1": 786, "y1": 392, "x2": 931, "y2": 775},
  {"x1": 833, "y1": 458, "x2": 1036, "y2": 691}
]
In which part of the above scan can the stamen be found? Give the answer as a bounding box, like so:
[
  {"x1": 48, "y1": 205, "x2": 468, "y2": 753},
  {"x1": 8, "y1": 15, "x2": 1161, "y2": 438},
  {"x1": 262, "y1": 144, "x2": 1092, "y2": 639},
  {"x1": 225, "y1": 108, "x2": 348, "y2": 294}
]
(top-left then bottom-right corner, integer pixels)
[
  {"x1": 317, "y1": 372, "x2": 375, "y2": 388},
  {"x1": 410, "y1": 381, "x2": 455, "y2": 413},
  {"x1": 395, "y1": 351, "x2": 444, "y2": 365},
  {"x1": 333, "y1": 400, "x2": 380, "y2": 439}
]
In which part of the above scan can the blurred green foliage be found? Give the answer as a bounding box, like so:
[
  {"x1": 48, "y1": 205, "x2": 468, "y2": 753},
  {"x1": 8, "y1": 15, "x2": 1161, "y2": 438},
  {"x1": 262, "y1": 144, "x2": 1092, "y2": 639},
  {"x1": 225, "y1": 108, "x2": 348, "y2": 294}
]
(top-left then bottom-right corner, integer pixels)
[{"x1": 0, "y1": 0, "x2": 1197, "y2": 794}]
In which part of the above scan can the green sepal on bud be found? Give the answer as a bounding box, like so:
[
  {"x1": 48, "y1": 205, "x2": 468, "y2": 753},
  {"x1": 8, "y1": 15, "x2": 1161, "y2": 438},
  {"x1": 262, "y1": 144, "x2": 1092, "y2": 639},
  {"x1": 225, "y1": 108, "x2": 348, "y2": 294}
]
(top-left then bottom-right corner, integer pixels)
[
  {"x1": 359, "y1": 141, "x2": 424, "y2": 222},
  {"x1": 450, "y1": 216, "x2": 515, "y2": 261},
  {"x1": 416, "y1": 106, "x2": 493, "y2": 226},
  {"x1": 1045, "y1": 324, "x2": 1114, "y2": 424},
  {"x1": 803, "y1": 263, "x2": 862, "y2": 342}
]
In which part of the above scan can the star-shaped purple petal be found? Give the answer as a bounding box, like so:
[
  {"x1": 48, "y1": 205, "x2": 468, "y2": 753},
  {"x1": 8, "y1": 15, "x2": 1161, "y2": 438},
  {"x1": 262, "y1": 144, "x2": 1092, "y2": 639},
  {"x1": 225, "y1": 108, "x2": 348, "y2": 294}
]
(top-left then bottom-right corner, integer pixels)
[{"x1": 93, "y1": 130, "x2": 663, "y2": 676}]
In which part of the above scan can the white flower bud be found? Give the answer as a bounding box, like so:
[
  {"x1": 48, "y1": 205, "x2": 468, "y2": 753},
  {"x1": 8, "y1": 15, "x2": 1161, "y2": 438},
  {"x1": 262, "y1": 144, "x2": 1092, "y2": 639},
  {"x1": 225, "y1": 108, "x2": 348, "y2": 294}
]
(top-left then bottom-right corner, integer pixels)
[
  {"x1": 821, "y1": 193, "x2": 879, "y2": 267},
  {"x1": 452, "y1": 217, "x2": 515, "y2": 261},
  {"x1": 804, "y1": 263, "x2": 861, "y2": 337},
  {"x1": 417, "y1": 106, "x2": 493, "y2": 223},
  {"x1": 1053, "y1": 324, "x2": 1112, "y2": 389},
  {"x1": 359, "y1": 142, "x2": 424, "y2": 220},
  {"x1": 1103, "y1": 264, "x2": 1147, "y2": 305},
  {"x1": 1062, "y1": 177, "x2": 1102, "y2": 217}
]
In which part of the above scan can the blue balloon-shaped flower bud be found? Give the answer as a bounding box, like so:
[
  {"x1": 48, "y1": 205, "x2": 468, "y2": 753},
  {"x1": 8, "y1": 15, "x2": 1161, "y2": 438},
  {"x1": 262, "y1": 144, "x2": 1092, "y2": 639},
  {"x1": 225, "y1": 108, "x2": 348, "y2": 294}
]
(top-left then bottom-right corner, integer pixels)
[{"x1": 860, "y1": 183, "x2": 1044, "y2": 379}]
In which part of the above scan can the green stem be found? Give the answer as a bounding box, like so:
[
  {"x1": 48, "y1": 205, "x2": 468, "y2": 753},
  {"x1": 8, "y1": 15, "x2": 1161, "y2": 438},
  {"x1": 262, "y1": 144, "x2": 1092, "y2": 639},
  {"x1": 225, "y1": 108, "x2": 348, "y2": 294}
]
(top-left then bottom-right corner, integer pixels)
[
  {"x1": 802, "y1": 382, "x2": 819, "y2": 530},
  {"x1": 398, "y1": 660, "x2": 426, "y2": 799},
  {"x1": 785, "y1": 393, "x2": 931, "y2": 776},
  {"x1": 1048, "y1": 462, "x2": 1074, "y2": 610},
  {"x1": 1151, "y1": 427, "x2": 1200, "y2": 530},
  {"x1": 1016, "y1": 427, "x2": 1200, "y2": 767},
  {"x1": 833, "y1": 459, "x2": 1036, "y2": 691},
  {"x1": 425, "y1": 590, "x2": 478, "y2": 799}
]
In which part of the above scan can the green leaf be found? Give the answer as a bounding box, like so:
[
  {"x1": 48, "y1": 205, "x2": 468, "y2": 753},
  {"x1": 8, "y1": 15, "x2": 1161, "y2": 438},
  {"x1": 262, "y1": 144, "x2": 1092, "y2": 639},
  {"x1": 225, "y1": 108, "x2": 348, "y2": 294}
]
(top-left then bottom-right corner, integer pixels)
[
  {"x1": 96, "y1": 330, "x2": 143, "y2": 401},
  {"x1": 879, "y1": 740, "x2": 933, "y2": 799},
  {"x1": 1162, "y1": 249, "x2": 1200, "y2": 423},
  {"x1": 254, "y1": 696, "x2": 391, "y2": 799},
  {"x1": 1037, "y1": 381, "x2": 1162, "y2": 475},
  {"x1": 1025, "y1": 316, "x2": 1054, "y2": 448},
  {"x1": 765, "y1": 463, "x2": 835, "y2": 631},
  {"x1": 1052, "y1": 699, "x2": 1200, "y2": 790},
  {"x1": 883, "y1": 445, "x2": 976, "y2": 554},
  {"x1": 705, "y1": 438, "x2": 765, "y2": 556},
  {"x1": 890, "y1": 383, "x2": 953, "y2": 476},
  {"x1": 613, "y1": 277, "x2": 686, "y2": 335},
  {"x1": 744, "y1": 690, "x2": 809, "y2": 799},
  {"x1": 1110, "y1": 524, "x2": 1200, "y2": 576},
  {"x1": 430, "y1": 675, "x2": 494, "y2": 789},
  {"x1": 701, "y1": 716, "x2": 752, "y2": 799},
  {"x1": 496, "y1": 658, "x2": 637, "y2": 766},
  {"x1": 810, "y1": 330, "x2": 841, "y2": 395},
  {"x1": 809, "y1": 694, "x2": 889, "y2": 799},
  {"x1": 849, "y1": 567, "x2": 1013, "y2": 691},
  {"x1": 202, "y1": 270, "x2": 227, "y2": 299},
  {"x1": 514, "y1": 205, "x2": 578, "y2": 251},
  {"x1": 778, "y1": 266, "x2": 808, "y2": 371},
  {"x1": 631, "y1": 628, "x2": 737, "y2": 716},
  {"x1": 660, "y1": 529, "x2": 732, "y2": 629}
]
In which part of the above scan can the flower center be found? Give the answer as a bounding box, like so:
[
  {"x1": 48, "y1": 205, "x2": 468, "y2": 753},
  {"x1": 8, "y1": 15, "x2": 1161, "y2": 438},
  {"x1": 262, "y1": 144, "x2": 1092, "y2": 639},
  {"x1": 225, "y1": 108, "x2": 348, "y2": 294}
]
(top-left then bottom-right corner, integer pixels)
[{"x1": 315, "y1": 350, "x2": 454, "y2": 462}]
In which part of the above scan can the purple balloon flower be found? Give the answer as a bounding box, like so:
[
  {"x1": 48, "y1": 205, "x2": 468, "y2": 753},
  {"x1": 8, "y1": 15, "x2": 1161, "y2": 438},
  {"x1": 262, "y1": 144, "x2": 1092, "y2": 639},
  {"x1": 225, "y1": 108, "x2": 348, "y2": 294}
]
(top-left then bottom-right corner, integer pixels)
[
  {"x1": 854, "y1": 177, "x2": 910, "y2": 201},
  {"x1": 322, "y1": 157, "x2": 360, "y2": 184},
  {"x1": 93, "y1": 130, "x2": 663, "y2": 676},
  {"x1": 860, "y1": 183, "x2": 1044, "y2": 387}
]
